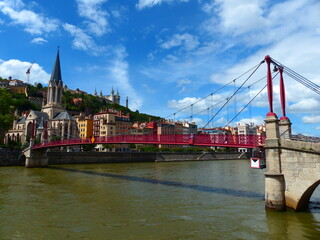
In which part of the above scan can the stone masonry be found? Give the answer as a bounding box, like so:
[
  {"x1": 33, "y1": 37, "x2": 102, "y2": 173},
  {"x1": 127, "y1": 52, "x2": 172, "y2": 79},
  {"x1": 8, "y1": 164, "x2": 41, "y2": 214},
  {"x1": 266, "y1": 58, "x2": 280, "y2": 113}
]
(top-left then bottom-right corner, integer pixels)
[{"x1": 264, "y1": 114, "x2": 320, "y2": 211}]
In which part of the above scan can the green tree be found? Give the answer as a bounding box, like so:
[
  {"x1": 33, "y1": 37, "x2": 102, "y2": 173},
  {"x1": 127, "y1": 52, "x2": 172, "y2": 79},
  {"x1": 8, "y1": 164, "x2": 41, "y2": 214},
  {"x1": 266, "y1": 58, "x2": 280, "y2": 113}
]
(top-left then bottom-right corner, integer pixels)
[
  {"x1": 82, "y1": 144, "x2": 95, "y2": 152},
  {"x1": 138, "y1": 145, "x2": 159, "y2": 152},
  {"x1": 0, "y1": 89, "x2": 14, "y2": 143},
  {"x1": 0, "y1": 89, "x2": 13, "y2": 115},
  {"x1": 63, "y1": 90, "x2": 161, "y2": 121},
  {"x1": 128, "y1": 143, "x2": 136, "y2": 150},
  {"x1": 102, "y1": 143, "x2": 114, "y2": 151},
  {"x1": 7, "y1": 139, "x2": 22, "y2": 150},
  {"x1": 50, "y1": 136, "x2": 61, "y2": 141}
]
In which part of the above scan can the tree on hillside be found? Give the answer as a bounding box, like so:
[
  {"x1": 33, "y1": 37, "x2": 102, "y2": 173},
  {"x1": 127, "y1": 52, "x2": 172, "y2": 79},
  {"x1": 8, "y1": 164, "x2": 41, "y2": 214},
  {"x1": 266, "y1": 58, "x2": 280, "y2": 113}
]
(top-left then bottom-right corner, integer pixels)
[
  {"x1": 36, "y1": 83, "x2": 43, "y2": 89},
  {"x1": 62, "y1": 90, "x2": 161, "y2": 122},
  {"x1": 0, "y1": 89, "x2": 14, "y2": 143}
]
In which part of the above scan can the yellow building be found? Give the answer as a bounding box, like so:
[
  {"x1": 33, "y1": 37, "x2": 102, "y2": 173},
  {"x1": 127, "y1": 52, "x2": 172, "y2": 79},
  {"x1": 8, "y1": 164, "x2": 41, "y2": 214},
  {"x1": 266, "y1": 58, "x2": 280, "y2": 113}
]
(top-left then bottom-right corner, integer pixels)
[
  {"x1": 76, "y1": 114, "x2": 93, "y2": 139},
  {"x1": 10, "y1": 86, "x2": 27, "y2": 95}
]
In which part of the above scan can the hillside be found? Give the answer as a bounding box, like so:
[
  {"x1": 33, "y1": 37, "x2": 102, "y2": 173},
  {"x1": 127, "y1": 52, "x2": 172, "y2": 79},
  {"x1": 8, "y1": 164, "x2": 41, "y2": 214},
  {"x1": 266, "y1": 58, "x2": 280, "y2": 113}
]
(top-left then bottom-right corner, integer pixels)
[
  {"x1": 0, "y1": 85, "x2": 162, "y2": 143},
  {"x1": 62, "y1": 90, "x2": 162, "y2": 122}
]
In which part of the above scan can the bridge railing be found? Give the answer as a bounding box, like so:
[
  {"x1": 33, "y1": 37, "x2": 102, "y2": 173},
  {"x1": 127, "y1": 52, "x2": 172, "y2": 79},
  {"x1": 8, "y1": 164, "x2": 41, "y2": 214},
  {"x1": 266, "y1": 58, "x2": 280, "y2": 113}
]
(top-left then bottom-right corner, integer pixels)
[
  {"x1": 32, "y1": 138, "x2": 92, "y2": 149},
  {"x1": 32, "y1": 134, "x2": 265, "y2": 149},
  {"x1": 193, "y1": 134, "x2": 265, "y2": 147}
]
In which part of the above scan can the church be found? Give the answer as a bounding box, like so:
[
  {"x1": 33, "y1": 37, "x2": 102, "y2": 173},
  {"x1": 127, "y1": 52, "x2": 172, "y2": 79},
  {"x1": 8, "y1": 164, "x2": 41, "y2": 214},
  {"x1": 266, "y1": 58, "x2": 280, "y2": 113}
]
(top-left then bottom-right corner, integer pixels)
[
  {"x1": 94, "y1": 87, "x2": 120, "y2": 105},
  {"x1": 5, "y1": 50, "x2": 78, "y2": 145}
]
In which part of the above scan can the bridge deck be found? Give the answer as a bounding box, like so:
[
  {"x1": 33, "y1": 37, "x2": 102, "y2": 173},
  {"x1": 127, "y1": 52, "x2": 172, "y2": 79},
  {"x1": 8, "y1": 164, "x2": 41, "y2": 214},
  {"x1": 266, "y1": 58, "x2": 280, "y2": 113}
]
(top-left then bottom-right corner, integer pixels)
[{"x1": 32, "y1": 134, "x2": 265, "y2": 149}]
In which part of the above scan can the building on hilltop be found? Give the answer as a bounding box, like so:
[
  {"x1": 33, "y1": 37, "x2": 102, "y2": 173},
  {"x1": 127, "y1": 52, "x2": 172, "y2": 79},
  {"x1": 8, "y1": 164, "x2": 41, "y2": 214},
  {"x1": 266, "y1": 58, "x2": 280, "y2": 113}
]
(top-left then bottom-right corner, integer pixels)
[
  {"x1": 94, "y1": 87, "x2": 120, "y2": 105},
  {"x1": 5, "y1": 50, "x2": 78, "y2": 144},
  {"x1": 0, "y1": 77, "x2": 27, "y2": 95},
  {"x1": 0, "y1": 78, "x2": 10, "y2": 90}
]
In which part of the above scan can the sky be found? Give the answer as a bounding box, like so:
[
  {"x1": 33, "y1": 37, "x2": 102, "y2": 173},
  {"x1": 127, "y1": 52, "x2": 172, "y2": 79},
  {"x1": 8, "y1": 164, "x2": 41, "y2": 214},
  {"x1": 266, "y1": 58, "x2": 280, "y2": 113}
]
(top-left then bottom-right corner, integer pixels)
[{"x1": 0, "y1": 0, "x2": 320, "y2": 136}]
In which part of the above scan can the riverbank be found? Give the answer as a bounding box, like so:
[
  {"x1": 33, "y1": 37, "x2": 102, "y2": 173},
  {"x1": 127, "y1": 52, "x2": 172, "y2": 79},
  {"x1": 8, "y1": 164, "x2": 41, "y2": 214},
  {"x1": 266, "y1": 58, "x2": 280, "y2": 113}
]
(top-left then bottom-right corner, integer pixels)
[
  {"x1": 1, "y1": 150, "x2": 249, "y2": 166},
  {"x1": 47, "y1": 151, "x2": 248, "y2": 165}
]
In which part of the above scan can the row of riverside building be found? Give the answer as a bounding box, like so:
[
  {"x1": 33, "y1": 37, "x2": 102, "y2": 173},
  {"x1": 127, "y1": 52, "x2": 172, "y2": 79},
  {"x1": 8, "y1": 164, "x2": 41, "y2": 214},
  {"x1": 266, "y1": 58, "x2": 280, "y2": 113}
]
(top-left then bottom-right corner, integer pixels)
[
  {"x1": 3, "y1": 50, "x2": 266, "y2": 152},
  {"x1": 76, "y1": 109, "x2": 198, "y2": 151},
  {"x1": 3, "y1": 50, "x2": 199, "y2": 152}
]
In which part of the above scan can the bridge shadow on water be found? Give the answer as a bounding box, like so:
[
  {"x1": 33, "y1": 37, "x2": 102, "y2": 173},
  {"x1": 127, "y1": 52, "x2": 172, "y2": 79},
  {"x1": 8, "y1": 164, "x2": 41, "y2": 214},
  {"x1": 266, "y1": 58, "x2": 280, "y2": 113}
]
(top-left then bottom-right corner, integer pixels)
[{"x1": 48, "y1": 166, "x2": 264, "y2": 200}]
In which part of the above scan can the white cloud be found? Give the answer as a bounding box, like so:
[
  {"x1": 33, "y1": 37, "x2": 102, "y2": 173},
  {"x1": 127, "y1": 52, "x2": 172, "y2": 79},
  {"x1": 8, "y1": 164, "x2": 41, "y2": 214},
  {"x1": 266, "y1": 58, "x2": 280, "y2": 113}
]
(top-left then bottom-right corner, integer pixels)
[
  {"x1": 167, "y1": 94, "x2": 227, "y2": 118},
  {"x1": 236, "y1": 116, "x2": 265, "y2": 126},
  {"x1": 288, "y1": 99, "x2": 320, "y2": 114},
  {"x1": 302, "y1": 115, "x2": 320, "y2": 124},
  {"x1": 215, "y1": 116, "x2": 227, "y2": 126},
  {"x1": 76, "y1": 0, "x2": 109, "y2": 36},
  {"x1": 204, "y1": 0, "x2": 320, "y2": 47},
  {"x1": 136, "y1": 0, "x2": 162, "y2": 9},
  {"x1": 177, "y1": 78, "x2": 191, "y2": 93},
  {"x1": 0, "y1": 59, "x2": 50, "y2": 85},
  {"x1": 161, "y1": 33, "x2": 199, "y2": 51},
  {"x1": 0, "y1": 0, "x2": 59, "y2": 35},
  {"x1": 136, "y1": 0, "x2": 189, "y2": 9},
  {"x1": 190, "y1": 117, "x2": 203, "y2": 127},
  {"x1": 142, "y1": 84, "x2": 156, "y2": 93},
  {"x1": 214, "y1": 0, "x2": 267, "y2": 36},
  {"x1": 31, "y1": 37, "x2": 47, "y2": 44},
  {"x1": 63, "y1": 23, "x2": 105, "y2": 55},
  {"x1": 207, "y1": 0, "x2": 320, "y2": 117},
  {"x1": 108, "y1": 46, "x2": 142, "y2": 110},
  {"x1": 168, "y1": 97, "x2": 200, "y2": 112}
]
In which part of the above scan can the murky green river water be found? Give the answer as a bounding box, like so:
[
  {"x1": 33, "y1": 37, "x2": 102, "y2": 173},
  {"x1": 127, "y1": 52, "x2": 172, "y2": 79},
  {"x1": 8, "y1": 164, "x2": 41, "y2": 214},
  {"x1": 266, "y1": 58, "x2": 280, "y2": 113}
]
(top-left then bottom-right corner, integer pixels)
[{"x1": 1, "y1": 160, "x2": 320, "y2": 240}]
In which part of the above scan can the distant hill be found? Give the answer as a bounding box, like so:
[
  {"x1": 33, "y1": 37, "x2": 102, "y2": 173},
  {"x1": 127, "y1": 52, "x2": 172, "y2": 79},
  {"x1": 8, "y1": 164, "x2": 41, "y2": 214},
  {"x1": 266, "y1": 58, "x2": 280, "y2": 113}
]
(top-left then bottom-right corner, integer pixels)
[{"x1": 62, "y1": 90, "x2": 162, "y2": 122}]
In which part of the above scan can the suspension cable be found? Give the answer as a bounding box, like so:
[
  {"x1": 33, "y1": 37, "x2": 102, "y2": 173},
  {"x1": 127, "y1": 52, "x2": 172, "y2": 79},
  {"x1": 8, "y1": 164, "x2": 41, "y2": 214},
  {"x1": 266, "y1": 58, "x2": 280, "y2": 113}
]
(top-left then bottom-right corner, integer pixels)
[
  {"x1": 176, "y1": 75, "x2": 267, "y2": 121},
  {"x1": 202, "y1": 60, "x2": 264, "y2": 128},
  {"x1": 224, "y1": 84, "x2": 267, "y2": 127},
  {"x1": 164, "y1": 62, "x2": 264, "y2": 119},
  {"x1": 271, "y1": 58, "x2": 320, "y2": 95},
  {"x1": 224, "y1": 72, "x2": 279, "y2": 127}
]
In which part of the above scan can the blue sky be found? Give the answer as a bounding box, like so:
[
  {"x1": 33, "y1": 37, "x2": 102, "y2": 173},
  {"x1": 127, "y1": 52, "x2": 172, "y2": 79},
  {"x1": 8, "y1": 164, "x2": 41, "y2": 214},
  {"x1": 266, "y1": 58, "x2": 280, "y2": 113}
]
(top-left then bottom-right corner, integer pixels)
[{"x1": 0, "y1": 0, "x2": 320, "y2": 136}]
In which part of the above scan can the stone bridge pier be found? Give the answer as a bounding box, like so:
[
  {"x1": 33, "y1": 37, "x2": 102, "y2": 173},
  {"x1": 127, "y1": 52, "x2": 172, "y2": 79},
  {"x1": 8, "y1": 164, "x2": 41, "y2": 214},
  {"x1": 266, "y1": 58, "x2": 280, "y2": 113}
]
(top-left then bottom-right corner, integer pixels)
[
  {"x1": 22, "y1": 139, "x2": 48, "y2": 168},
  {"x1": 265, "y1": 115, "x2": 320, "y2": 211}
]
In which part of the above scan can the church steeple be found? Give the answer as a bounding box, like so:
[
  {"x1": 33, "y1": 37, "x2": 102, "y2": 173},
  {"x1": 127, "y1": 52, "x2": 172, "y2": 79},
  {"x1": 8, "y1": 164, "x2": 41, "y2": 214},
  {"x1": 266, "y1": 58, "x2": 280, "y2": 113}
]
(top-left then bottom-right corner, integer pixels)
[
  {"x1": 50, "y1": 48, "x2": 62, "y2": 84},
  {"x1": 42, "y1": 49, "x2": 65, "y2": 119}
]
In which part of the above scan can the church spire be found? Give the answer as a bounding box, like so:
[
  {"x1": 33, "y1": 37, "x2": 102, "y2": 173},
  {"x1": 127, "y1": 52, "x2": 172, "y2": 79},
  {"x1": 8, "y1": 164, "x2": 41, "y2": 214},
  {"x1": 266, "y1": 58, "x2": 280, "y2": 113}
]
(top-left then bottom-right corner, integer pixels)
[{"x1": 50, "y1": 48, "x2": 62, "y2": 84}]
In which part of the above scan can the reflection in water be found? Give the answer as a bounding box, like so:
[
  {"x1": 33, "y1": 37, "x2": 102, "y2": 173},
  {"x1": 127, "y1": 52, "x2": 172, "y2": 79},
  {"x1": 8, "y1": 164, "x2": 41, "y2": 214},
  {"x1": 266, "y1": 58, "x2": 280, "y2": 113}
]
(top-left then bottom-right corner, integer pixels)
[
  {"x1": 266, "y1": 210, "x2": 320, "y2": 240},
  {"x1": 48, "y1": 166, "x2": 264, "y2": 200},
  {"x1": 1, "y1": 160, "x2": 320, "y2": 239}
]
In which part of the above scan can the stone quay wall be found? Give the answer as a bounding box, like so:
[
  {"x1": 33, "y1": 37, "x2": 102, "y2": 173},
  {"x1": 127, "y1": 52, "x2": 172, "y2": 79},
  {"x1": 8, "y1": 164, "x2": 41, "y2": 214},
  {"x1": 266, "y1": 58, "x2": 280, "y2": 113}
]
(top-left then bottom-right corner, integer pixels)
[
  {"x1": 47, "y1": 151, "x2": 247, "y2": 165},
  {"x1": 0, "y1": 149, "x2": 21, "y2": 166}
]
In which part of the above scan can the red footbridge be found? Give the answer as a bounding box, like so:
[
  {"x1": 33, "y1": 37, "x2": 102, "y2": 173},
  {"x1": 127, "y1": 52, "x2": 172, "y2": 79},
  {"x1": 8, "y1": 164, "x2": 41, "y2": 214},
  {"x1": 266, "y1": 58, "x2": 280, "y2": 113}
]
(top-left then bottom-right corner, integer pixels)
[{"x1": 32, "y1": 134, "x2": 265, "y2": 150}]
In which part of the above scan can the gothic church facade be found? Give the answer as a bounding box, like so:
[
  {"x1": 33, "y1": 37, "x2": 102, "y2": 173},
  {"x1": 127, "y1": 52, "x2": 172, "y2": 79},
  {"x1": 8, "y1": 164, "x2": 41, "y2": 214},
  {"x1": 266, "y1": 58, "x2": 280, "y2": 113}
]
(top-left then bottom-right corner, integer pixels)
[{"x1": 5, "y1": 50, "x2": 78, "y2": 145}]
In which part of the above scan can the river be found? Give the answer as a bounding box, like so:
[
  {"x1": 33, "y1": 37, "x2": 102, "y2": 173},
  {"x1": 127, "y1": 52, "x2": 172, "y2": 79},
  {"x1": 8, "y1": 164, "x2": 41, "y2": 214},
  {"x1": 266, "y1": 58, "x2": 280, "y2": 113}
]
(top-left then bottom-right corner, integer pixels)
[{"x1": 1, "y1": 160, "x2": 320, "y2": 239}]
